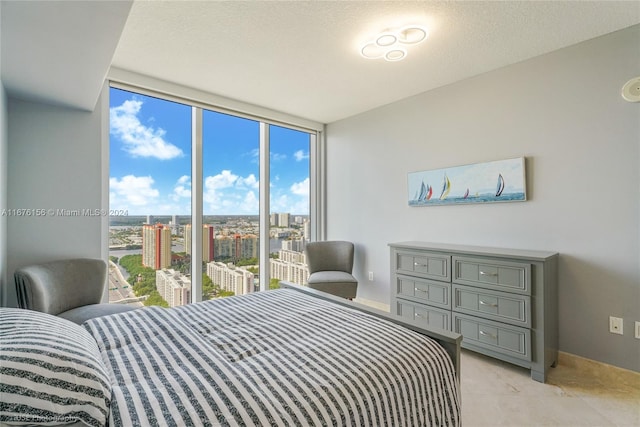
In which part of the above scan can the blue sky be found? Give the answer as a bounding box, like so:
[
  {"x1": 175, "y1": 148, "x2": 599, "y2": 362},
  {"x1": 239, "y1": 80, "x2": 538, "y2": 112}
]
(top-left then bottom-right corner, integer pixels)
[{"x1": 109, "y1": 88, "x2": 310, "y2": 216}]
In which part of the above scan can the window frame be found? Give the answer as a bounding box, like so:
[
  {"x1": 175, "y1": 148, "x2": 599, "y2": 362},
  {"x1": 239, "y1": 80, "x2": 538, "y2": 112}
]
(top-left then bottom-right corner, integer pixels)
[{"x1": 105, "y1": 78, "x2": 325, "y2": 303}]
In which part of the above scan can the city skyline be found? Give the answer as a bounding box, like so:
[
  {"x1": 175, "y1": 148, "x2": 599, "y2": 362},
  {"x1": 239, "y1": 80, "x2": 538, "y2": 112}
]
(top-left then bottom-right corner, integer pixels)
[
  {"x1": 109, "y1": 87, "x2": 311, "y2": 216},
  {"x1": 108, "y1": 213, "x2": 309, "y2": 227}
]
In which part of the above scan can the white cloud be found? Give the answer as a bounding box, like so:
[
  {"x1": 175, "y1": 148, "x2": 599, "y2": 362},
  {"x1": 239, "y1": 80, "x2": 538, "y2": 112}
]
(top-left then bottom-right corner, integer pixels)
[
  {"x1": 290, "y1": 178, "x2": 309, "y2": 196},
  {"x1": 110, "y1": 175, "x2": 159, "y2": 208},
  {"x1": 288, "y1": 198, "x2": 310, "y2": 216},
  {"x1": 204, "y1": 170, "x2": 239, "y2": 209},
  {"x1": 213, "y1": 170, "x2": 240, "y2": 189},
  {"x1": 237, "y1": 174, "x2": 259, "y2": 189},
  {"x1": 110, "y1": 99, "x2": 184, "y2": 160},
  {"x1": 203, "y1": 170, "x2": 262, "y2": 214},
  {"x1": 294, "y1": 150, "x2": 309, "y2": 161},
  {"x1": 271, "y1": 152, "x2": 287, "y2": 162},
  {"x1": 248, "y1": 148, "x2": 260, "y2": 164},
  {"x1": 240, "y1": 191, "x2": 259, "y2": 213},
  {"x1": 110, "y1": 175, "x2": 193, "y2": 215},
  {"x1": 172, "y1": 175, "x2": 191, "y2": 201}
]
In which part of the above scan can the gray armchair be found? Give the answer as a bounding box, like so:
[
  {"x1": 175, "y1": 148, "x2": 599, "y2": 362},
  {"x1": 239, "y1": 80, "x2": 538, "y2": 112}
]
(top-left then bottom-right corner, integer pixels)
[
  {"x1": 14, "y1": 258, "x2": 137, "y2": 324},
  {"x1": 305, "y1": 241, "x2": 358, "y2": 299}
]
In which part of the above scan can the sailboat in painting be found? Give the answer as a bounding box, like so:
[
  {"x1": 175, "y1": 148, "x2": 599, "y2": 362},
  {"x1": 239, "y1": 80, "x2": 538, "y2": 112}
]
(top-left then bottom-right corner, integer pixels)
[
  {"x1": 408, "y1": 157, "x2": 526, "y2": 206},
  {"x1": 440, "y1": 174, "x2": 451, "y2": 200},
  {"x1": 415, "y1": 181, "x2": 433, "y2": 202},
  {"x1": 496, "y1": 173, "x2": 505, "y2": 197}
]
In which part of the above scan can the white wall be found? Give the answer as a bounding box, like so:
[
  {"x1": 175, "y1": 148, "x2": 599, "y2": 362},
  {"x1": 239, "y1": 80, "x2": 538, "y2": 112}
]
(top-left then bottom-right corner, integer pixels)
[
  {"x1": 326, "y1": 25, "x2": 640, "y2": 371},
  {"x1": 5, "y1": 96, "x2": 107, "y2": 307},
  {"x1": 0, "y1": 81, "x2": 7, "y2": 306},
  {"x1": 0, "y1": 2, "x2": 7, "y2": 306}
]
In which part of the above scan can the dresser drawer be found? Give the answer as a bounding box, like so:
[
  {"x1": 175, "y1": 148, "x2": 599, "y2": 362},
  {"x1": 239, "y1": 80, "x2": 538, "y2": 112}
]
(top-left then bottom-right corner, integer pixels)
[
  {"x1": 397, "y1": 300, "x2": 451, "y2": 331},
  {"x1": 395, "y1": 250, "x2": 451, "y2": 282},
  {"x1": 453, "y1": 284, "x2": 531, "y2": 327},
  {"x1": 453, "y1": 256, "x2": 531, "y2": 295},
  {"x1": 395, "y1": 274, "x2": 451, "y2": 309},
  {"x1": 454, "y1": 313, "x2": 531, "y2": 361}
]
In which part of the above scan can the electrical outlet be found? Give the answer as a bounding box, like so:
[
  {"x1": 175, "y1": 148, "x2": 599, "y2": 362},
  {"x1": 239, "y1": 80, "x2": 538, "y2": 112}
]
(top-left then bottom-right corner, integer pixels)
[
  {"x1": 368, "y1": 271, "x2": 374, "y2": 281},
  {"x1": 609, "y1": 316, "x2": 623, "y2": 335},
  {"x1": 635, "y1": 321, "x2": 640, "y2": 339}
]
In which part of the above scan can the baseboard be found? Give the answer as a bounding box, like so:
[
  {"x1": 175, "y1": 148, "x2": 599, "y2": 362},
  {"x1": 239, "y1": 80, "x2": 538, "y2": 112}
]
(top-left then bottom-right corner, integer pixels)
[{"x1": 558, "y1": 351, "x2": 640, "y2": 378}]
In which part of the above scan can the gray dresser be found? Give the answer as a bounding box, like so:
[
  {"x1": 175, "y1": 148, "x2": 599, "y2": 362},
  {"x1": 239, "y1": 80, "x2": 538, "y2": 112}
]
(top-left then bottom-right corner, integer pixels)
[{"x1": 389, "y1": 241, "x2": 558, "y2": 382}]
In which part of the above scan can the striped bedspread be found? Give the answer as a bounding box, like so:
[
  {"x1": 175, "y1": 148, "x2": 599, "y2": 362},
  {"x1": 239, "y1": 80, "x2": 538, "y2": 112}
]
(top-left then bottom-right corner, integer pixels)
[{"x1": 84, "y1": 289, "x2": 460, "y2": 426}]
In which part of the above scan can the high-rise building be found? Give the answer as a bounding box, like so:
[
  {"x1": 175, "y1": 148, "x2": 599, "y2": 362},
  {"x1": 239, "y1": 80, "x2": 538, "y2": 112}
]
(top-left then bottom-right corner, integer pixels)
[
  {"x1": 303, "y1": 219, "x2": 310, "y2": 241},
  {"x1": 206, "y1": 262, "x2": 254, "y2": 296},
  {"x1": 278, "y1": 249, "x2": 306, "y2": 264},
  {"x1": 278, "y1": 212, "x2": 290, "y2": 228},
  {"x1": 184, "y1": 224, "x2": 215, "y2": 262},
  {"x1": 214, "y1": 235, "x2": 235, "y2": 259},
  {"x1": 156, "y1": 269, "x2": 191, "y2": 307},
  {"x1": 269, "y1": 257, "x2": 308, "y2": 285},
  {"x1": 210, "y1": 233, "x2": 258, "y2": 261},
  {"x1": 239, "y1": 234, "x2": 258, "y2": 259},
  {"x1": 204, "y1": 225, "x2": 214, "y2": 261},
  {"x1": 142, "y1": 224, "x2": 172, "y2": 269},
  {"x1": 270, "y1": 212, "x2": 291, "y2": 227},
  {"x1": 170, "y1": 215, "x2": 179, "y2": 235},
  {"x1": 282, "y1": 239, "x2": 306, "y2": 253}
]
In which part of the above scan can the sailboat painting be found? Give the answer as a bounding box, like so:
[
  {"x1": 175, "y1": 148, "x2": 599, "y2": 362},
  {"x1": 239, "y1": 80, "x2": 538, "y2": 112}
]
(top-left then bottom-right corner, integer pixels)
[{"x1": 408, "y1": 157, "x2": 526, "y2": 206}]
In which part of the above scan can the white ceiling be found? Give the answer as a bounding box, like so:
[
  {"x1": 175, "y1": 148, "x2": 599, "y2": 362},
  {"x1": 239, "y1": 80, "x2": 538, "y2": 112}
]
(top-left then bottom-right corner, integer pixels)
[
  {"x1": 2, "y1": 1, "x2": 639, "y2": 123},
  {"x1": 1, "y1": 0, "x2": 132, "y2": 111}
]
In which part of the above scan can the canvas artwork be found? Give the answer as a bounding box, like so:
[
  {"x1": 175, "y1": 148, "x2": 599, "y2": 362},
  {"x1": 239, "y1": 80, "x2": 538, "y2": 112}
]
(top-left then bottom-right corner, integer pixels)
[{"x1": 408, "y1": 157, "x2": 526, "y2": 206}]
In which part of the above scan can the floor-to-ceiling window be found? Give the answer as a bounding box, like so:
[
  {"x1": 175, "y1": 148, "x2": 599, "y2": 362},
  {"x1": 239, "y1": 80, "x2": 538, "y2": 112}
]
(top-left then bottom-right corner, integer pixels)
[
  {"x1": 108, "y1": 85, "x2": 318, "y2": 307},
  {"x1": 109, "y1": 88, "x2": 191, "y2": 308},
  {"x1": 201, "y1": 111, "x2": 260, "y2": 300},
  {"x1": 268, "y1": 125, "x2": 311, "y2": 290}
]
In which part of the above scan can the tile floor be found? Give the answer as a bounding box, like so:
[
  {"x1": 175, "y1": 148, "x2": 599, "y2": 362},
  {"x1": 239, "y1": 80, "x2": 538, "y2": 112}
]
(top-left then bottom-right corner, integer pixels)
[{"x1": 460, "y1": 350, "x2": 640, "y2": 426}]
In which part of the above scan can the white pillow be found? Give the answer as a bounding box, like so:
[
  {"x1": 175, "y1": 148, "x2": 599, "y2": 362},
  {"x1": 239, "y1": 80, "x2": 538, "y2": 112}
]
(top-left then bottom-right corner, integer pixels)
[{"x1": 0, "y1": 308, "x2": 111, "y2": 427}]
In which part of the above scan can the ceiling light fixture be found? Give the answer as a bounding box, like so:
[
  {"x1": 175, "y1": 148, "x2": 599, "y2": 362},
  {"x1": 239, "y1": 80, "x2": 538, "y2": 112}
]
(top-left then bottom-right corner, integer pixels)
[
  {"x1": 360, "y1": 25, "x2": 428, "y2": 62},
  {"x1": 398, "y1": 26, "x2": 428, "y2": 44},
  {"x1": 385, "y1": 49, "x2": 406, "y2": 62},
  {"x1": 376, "y1": 33, "x2": 398, "y2": 47}
]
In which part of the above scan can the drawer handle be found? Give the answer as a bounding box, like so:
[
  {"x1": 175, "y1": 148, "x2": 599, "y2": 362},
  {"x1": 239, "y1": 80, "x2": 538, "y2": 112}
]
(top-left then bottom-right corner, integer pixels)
[
  {"x1": 414, "y1": 262, "x2": 427, "y2": 267},
  {"x1": 414, "y1": 313, "x2": 423, "y2": 318},
  {"x1": 480, "y1": 271, "x2": 498, "y2": 277},
  {"x1": 479, "y1": 300, "x2": 498, "y2": 307},
  {"x1": 414, "y1": 287, "x2": 429, "y2": 294},
  {"x1": 479, "y1": 330, "x2": 497, "y2": 339}
]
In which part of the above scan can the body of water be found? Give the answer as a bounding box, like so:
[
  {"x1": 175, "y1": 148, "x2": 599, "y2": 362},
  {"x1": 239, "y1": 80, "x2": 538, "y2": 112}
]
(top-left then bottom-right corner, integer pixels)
[{"x1": 409, "y1": 192, "x2": 526, "y2": 206}]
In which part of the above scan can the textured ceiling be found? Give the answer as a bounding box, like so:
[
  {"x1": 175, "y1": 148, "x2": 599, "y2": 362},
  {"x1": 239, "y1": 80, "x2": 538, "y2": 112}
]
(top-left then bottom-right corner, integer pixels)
[
  {"x1": 112, "y1": 1, "x2": 640, "y2": 123},
  {"x1": 2, "y1": 1, "x2": 639, "y2": 122}
]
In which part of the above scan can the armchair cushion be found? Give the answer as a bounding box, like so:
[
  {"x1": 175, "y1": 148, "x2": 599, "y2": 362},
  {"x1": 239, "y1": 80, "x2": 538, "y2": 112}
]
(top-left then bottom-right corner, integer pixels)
[
  {"x1": 307, "y1": 271, "x2": 358, "y2": 285},
  {"x1": 58, "y1": 303, "x2": 137, "y2": 325},
  {"x1": 14, "y1": 258, "x2": 137, "y2": 324}
]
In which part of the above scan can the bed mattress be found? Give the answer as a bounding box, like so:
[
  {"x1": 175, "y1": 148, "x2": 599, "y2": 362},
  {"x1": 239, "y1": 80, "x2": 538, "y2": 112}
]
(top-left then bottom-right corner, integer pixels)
[{"x1": 84, "y1": 288, "x2": 460, "y2": 426}]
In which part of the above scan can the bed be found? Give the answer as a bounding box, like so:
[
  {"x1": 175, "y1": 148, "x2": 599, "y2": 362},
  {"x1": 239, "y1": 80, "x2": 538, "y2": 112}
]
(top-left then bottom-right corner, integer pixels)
[{"x1": 1, "y1": 283, "x2": 461, "y2": 427}]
